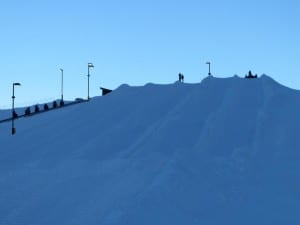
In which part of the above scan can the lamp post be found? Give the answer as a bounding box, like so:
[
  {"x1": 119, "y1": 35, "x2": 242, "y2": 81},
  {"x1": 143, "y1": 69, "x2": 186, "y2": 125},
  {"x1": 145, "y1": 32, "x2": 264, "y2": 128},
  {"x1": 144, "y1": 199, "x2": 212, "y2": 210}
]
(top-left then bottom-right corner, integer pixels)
[
  {"x1": 60, "y1": 68, "x2": 64, "y2": 102},
  {"x1": 206, "y1": 62, "x2": 211, "y2": 76},
  {"x1": 87, "y1": 63, "x2": 94, "y2": 100},
  {"x1": 12, "y1": 82, "x2": 21, "y2": 135}
]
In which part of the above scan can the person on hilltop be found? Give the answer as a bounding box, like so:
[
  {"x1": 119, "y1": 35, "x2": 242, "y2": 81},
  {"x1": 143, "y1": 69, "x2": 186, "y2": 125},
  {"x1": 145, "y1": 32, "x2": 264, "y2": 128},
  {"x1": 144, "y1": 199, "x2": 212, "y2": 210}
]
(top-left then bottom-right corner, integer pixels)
[
  {"x1": 178, "y1": 73, "x2": 184, "y2": 82},
  {"x1": 245, "y1": 70, "x2": 258, "y2": 79}
]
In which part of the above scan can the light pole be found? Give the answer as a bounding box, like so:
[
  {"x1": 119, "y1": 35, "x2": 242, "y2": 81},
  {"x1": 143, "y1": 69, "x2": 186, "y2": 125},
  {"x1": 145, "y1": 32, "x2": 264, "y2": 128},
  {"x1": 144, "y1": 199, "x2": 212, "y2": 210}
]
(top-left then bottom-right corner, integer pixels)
[
  {"x1": 87, "y1": 63, "x2": 94, "y2": 100},
  {"x1": 60, "y1": 68, "x2": 64, "y2": 102},
  {"x1": 206, "y1": 62, "x2": 211, "y2": 76},
  {"x1": 12, "y1": 82, "x2": 21, "y2": 135}
]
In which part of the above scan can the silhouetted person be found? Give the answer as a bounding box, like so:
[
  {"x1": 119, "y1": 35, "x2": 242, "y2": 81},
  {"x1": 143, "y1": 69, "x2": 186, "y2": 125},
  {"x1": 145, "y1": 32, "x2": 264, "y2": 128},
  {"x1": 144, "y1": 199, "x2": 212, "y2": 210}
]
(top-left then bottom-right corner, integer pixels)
[
  {"x1": 35, "y1": 105, "x2": 40, "y2": 113},
  {"x1": 24, "y1": 107, "x2": 30, "y2": 116},
  {"x1": 59, "y1": 100, "x2": 64, "y2": 107},
  {"x1": 44, "y1": 103, "x2": 49, "y2": 111},
  {"x1": 13, "y1": 110, "x2": 18, "y2": 118},
  {"x1": 53, "y1": 101, "x2": 57, "y2": 108}
]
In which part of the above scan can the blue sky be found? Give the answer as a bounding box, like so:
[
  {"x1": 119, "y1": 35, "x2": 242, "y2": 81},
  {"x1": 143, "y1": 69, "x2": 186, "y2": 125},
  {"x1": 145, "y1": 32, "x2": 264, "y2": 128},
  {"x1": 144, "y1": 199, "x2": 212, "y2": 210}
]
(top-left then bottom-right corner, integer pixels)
[{"x1": 1, "y1": 0, "x2": 299, "y2": 108}]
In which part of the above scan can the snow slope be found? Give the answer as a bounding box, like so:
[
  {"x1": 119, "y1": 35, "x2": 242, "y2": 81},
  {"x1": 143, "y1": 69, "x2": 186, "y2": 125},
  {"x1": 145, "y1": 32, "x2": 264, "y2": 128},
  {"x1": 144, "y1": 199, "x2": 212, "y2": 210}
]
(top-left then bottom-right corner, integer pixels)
[{"x1": 1, "y1": 75, "x2": 300, "y2": 225}]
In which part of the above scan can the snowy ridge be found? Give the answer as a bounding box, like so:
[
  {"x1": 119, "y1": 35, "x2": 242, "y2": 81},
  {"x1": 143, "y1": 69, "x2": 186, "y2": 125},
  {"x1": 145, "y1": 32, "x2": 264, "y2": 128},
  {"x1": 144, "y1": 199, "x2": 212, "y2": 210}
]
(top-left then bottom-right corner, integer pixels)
[{"x1": 0, "y1": 75, "x2": 300, "y2": 225}]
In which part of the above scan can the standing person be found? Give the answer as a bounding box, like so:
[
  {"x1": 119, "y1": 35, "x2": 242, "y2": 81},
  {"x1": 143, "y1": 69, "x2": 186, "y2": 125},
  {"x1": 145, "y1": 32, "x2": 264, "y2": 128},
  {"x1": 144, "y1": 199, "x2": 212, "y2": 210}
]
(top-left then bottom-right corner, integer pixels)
[{"x1": 178, "y1": 73, "x2": 182, "y2": 82}]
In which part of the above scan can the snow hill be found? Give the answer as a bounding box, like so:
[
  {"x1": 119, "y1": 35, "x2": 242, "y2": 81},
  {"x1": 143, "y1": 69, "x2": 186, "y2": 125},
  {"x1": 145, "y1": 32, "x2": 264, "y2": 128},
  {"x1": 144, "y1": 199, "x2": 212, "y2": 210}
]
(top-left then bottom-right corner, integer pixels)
[{"x1": 1, "y1": 75, "x2": 300, "y2": 225}]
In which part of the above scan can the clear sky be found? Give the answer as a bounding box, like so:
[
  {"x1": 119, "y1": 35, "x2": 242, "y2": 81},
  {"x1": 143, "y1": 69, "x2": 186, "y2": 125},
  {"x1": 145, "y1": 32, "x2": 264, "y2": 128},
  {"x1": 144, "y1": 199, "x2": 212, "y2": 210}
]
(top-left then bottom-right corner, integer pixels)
[{"x1": 0, "y1": 0, "x2": 299, "y2": 108}]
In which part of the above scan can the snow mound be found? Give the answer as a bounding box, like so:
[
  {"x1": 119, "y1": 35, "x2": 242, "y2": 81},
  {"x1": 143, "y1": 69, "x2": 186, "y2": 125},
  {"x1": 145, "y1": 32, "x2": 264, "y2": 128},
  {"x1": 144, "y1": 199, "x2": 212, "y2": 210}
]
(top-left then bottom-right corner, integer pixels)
[{"x1": 1, "y1": 75, "x2": 300, "y2": 225}]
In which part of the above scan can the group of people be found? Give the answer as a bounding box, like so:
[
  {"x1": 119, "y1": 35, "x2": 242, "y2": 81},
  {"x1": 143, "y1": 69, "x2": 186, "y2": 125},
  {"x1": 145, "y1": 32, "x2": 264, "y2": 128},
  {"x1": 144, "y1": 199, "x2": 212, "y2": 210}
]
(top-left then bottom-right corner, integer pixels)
[
  {"x1": 178, "y1": 70, "x2": 258, "y2": 83},
  {"x1": 178, "y1": 70, "x2": 257, "y2": 82},
  {"x1": 178, "y1": 73, "x2": 185, "y2": 82},
  {"x1": 23, "y1": 100, "x2": 64, "y2": 117},
  {"x1": 245, "y1": 70, "x2": 258, "y2": 79}
]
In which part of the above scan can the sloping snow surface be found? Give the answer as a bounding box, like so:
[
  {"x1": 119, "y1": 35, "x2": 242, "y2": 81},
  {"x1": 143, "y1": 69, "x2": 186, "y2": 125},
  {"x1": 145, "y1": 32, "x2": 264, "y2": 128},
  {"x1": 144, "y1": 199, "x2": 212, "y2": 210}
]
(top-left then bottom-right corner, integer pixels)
[{"x1": 1, "y1": 75, "x2": 300, "y2": 225}]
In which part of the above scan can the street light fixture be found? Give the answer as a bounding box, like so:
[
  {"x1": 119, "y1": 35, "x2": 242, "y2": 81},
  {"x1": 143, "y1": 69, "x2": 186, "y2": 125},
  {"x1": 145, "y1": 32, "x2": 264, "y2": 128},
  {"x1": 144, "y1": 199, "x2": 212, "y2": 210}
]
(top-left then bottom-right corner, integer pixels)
[
  {"x1": 87, "y1": 63, "x2": 94, "y2": 100},
  {"x1": 12, "y1": 82, "x2": 21, "y2": 135},
  {"x1": 60, "y1": 68, "x2": 64, "y2": 102},
  {"x1": 206, "y1": 62, "x2": 211, "y2": 76}
]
